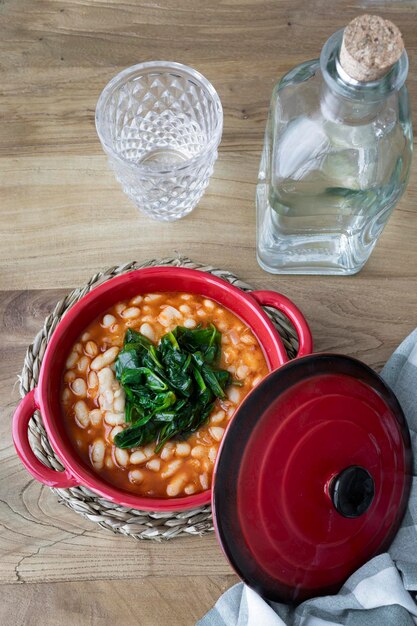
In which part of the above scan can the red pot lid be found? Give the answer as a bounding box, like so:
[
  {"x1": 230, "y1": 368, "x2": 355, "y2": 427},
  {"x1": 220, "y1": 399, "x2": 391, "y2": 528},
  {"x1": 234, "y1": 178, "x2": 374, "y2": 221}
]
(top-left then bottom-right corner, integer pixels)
[{"x1": 212, "y1": 354, "x2": 412, "y2": 603}]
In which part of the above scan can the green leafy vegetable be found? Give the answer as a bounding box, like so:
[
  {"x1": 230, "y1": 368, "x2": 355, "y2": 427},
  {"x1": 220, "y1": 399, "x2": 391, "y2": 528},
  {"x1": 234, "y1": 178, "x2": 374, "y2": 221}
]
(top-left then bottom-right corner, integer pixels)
[{"x1": 113, "y1": 323, "x2": 233, "y2": 451}]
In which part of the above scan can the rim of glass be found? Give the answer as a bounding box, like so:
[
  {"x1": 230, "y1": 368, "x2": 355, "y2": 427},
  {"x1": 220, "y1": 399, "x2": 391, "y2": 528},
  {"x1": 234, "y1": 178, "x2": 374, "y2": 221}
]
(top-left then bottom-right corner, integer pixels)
[{"x1": 95, "y1": 61, "x2": 223, "y2": 175}]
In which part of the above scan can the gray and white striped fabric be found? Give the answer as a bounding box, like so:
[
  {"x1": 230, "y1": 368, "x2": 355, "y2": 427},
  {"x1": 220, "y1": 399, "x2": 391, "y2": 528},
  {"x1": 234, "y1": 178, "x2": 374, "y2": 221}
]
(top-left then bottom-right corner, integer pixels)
[{"x1": 198, "y1": 329, "x2": 417, "y2": 626}]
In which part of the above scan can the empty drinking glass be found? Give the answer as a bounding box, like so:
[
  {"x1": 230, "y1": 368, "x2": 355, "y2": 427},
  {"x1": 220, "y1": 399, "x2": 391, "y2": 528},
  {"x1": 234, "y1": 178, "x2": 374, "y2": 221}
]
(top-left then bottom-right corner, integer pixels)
[{"x1": 95, "y1": 61, "x2": 223, "y2": 221}]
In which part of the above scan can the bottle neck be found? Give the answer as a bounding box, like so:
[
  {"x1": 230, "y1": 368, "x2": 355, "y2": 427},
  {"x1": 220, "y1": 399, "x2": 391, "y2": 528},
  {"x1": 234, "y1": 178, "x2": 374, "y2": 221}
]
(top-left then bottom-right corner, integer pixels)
[
  {"x1": 320, "y1": 86, "x2": 383, "y2": 124},
  {"x1": 319, "y1": 29, "x2": 408, "y2": 124}
]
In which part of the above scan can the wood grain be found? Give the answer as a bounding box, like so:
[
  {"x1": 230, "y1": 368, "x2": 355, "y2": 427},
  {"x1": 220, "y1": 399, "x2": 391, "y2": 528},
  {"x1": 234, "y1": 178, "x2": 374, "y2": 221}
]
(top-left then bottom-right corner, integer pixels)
[
  {"x1": 0, "y1": 577, "x2": 236, "y2": 626},
  {"x1": 1, "y1": 0, "x2": 417, "y2": 624}
]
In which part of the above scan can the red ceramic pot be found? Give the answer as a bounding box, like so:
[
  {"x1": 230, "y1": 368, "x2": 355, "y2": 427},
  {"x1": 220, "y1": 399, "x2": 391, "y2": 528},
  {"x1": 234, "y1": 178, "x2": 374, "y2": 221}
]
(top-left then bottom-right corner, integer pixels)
[
  {"x1": 12, "y1": 267, "x2": 312, "y2": 512},
  {"x1": 212, "y1": 353, "x2": 412, "y2": 603}
]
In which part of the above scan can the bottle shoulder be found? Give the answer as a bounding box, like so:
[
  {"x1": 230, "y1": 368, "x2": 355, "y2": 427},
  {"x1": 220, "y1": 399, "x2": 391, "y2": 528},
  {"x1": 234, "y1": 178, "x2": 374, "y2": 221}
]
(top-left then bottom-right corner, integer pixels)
[
  {"x1": 271, "y1": 60, "x2": 322, "y2": 110},
  {"x1": 275, "y1": 59, "x2": 321, "y2": 92},
  {"x1": 269, "y1": 60, "x2": 324, "y2": 128},
  {"x1": 269, "y1": 67, "x2": 411, "y2": 144},
  {"x1": 271, "y1": 56, "x2": 412, "y2": 120}
]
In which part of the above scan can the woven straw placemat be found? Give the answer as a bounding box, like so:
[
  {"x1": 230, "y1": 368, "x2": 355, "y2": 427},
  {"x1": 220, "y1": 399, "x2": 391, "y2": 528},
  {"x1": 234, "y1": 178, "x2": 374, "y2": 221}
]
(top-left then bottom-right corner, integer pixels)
[{"x1": 19, "y1": 256, "x2": 299, "y2": 540}]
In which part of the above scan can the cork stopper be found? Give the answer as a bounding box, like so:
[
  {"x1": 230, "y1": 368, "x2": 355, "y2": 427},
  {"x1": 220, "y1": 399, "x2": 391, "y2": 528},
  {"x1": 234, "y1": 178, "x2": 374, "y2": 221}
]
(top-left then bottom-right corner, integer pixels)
[{"x1": 339, "y1": 14, "x2": 404, "y2": 82}]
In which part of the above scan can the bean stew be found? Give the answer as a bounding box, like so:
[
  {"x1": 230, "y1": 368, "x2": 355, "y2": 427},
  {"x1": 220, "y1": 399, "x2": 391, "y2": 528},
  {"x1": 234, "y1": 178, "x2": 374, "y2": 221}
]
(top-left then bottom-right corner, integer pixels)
[{"x1": 61, "y1": 292, "x2": 269, "y2": 498}]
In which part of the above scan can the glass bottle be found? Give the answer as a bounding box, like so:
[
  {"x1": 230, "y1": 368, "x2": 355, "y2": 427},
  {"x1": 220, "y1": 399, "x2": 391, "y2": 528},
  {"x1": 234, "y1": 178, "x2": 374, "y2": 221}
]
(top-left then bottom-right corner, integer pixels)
[{"x1": 256, "y1": 20, "x2": 413, "y2": 275}]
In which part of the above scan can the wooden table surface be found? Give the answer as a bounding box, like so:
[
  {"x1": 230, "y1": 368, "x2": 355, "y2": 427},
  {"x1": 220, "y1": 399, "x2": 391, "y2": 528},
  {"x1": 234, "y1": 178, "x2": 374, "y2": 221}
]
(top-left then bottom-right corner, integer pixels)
[{"x1": 1, "y1": 1, "x2": 417, "y2": 624}]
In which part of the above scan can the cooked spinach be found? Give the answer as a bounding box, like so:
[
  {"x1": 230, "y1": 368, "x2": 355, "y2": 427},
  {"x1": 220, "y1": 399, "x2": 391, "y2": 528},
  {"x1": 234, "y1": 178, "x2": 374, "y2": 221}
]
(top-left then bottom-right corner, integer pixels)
[{"x1": 113, "y1": 323, "x2": 233, "y2": 451}]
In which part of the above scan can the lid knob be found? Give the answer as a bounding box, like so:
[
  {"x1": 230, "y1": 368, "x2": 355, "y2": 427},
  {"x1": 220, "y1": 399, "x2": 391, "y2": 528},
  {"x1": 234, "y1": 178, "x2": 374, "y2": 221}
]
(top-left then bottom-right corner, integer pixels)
[{"x1": 330, "y1": 466, "x2": 375, "y2": 518}]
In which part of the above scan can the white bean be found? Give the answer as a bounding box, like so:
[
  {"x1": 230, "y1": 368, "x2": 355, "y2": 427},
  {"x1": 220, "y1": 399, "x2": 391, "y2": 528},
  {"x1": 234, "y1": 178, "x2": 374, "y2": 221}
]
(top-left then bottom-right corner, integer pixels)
[
  {"x1": 197, "y1": 309, "x2": 206, "y2": 317},
  {"x1": 140, "y1": 323, "x2": 155, "y2": 342},
  {"x1": 81, "y1": 332, "x2": 91, "y2": 342},
  {"x1": 210, "y1": 410, "x2": 226, "y2": 424},
  {"x1": 115, "y1": 447, "x2": 129, "y2": 467},
  {"x1": 62, "y1": 388, "x2": 71, "y2": 405},
  {"x1": 85, "y1": 340, "x2": 98, "y2": 357},
  {"x1": 184, "y1": 484, "x2": 196, "y2": 495},
  {"x1": 143, "y1": 445, "x2": 155, "y2": 459},
  {"x1": 88, "y1": 371, "x2": 98, "y2": 389},
  {"x1": 161, "y1": 459, "x2": 182, "y2": 479},
  {"x1": 160, "y1": 442, "x2": 174, "y2": 461},
  {"x1": 181, "y1": 294, "x2": 192, "y2": 300},
  {"x1": 203, "y1": 299, "x2": 215, "y2": 310},
  {"x1": 228, "y1": 386, "x2": 241, "y2": 404},
  {"x1": 241, "y1": 334, "x2": 256, "y2": 345},
  {"x1": 105, "y1": 457, "x2": 114, "y2": 469},
  {"x1": 97, "y1": 366, "x2": 114, "y2": 388},
  {"x1": 72, "y1": 378, "x2": 87, "y2": 397},
  {"x1": 200, "y1": 472, "x2": 209, "y2": 490},
  {"x1": 130, "y1": 295, "x2": 143, "y2": 305},
  {"x1": 104, "y1": 411, "x2": 125, "y2": 426},
  {"x1": 166, "y1": 473, "x2": 187, "y2": 497},
  {"x1": 121, "y1": 306, "x2": 141, "y2": 319},
  {"x1": 91, "y1": 347, "x2": 119, "y2": 371},
  {"x1": 129, "y1": 469, "x2": 144, "y2": 484},
  {"x1": 189, "y1": 458, "x2": 201, "y2": 471},
  {"x1": 147, "y1": 458, "x2": 161, "y2": 472},
  {"x1": 102, "y1": 314, "x2": 116, "y2": 327},
  {"x1": 130, "y1": 450, "x2": 147, "y2": 465},
  {"x1": 252, "y1": 375, "x2": 263, "y2": 388},
  {"x1": 91, "y1": 439, "x2": 105, "y2": 469},
  {"x1": 145, "y1": 294, "x2": 162, "y2": 302},
  {"x1": 158, "y1": 305, "x2": 181, "y2": 327},
  {"x1": 237, "y1": 365, "x2": 249, "y2": 379},
  {"x1": 76, "y1": 355, "x2": 90, "y2": 374},
  {"x1": 89, "y1": 409, "x2": 102, "y2": 426},
  {"x1": 64, "y1": 370, "x2": 76, "y2": 383},
  {"x1": 201, "y1": 458, "x2": 211, "y2": 473},
  {"x1": 183, "y1": 318, "x2": 197, "y2": 329},
  {"x1": 176, "y1": 442, "x2": 191, "y2": 457},
  {"x1": 209, "y1": 427, "x2": 225, "y2": 442},
  {"x1": 198, "y1": 432, "x2": 213, "y2": 446},
  {"x1": 104, "y1": 389, "x2": 114, "y2": 405},
  {"x1": 229, "y1": 330, "x2": 240, "y2": 346},
  {"x1": 179, "y1": 304, "x2": 191, "y2": 314},
  {"x1": 65, "y1": 351, "x2": 78, "y2": 369},
  {"x1": 73, "y1": 343, "x2": 83, "y2": 354},
  {"x1": 208, "y1": 447, "x2": 217, "y2": 463},
  {"x1": 109, "y1": 426, "x2": 124, "y2": 442},
  {"x1": 98, "y1": 393, "x2": 113, "y2": 411},
  {"x1": 191, "y1": 445, "x2": 206, "y2": 459},
  {"x1": 74, "y1": 400, "x2": 89, "y2": 427},
  {"x1": 217, "y1": 321, "x2": 227, "y2": 331},
  {"x1": 115, "y1": 303, "x2": 126, "y2": 316},
  {"x1": 113, "y1": 394, "x2": 125, "y2": 412}
]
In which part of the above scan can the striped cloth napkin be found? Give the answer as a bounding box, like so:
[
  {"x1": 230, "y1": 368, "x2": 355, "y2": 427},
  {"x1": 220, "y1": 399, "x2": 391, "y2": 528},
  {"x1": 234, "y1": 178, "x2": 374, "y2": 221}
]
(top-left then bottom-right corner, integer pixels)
[{"x1": 198, "y1": 329, "x2": 417, "y2": 626}]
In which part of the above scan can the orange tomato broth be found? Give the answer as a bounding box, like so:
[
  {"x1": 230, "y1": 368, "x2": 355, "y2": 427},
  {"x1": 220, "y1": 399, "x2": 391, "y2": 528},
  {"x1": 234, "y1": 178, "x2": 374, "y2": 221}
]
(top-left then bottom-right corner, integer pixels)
[{"x1": 61, "y1": 292, "x2": 269, "y2": 498}]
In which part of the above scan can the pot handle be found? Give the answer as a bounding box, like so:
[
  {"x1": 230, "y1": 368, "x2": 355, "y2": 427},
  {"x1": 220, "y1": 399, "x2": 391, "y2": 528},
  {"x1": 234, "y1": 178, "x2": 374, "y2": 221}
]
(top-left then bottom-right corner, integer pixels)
[
  {"x1": 12, "y1": 388, "x2": 79, "y2": 488},
  {"x1": 250, "y1": 290, "x2": 313, "y2": 360}
]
